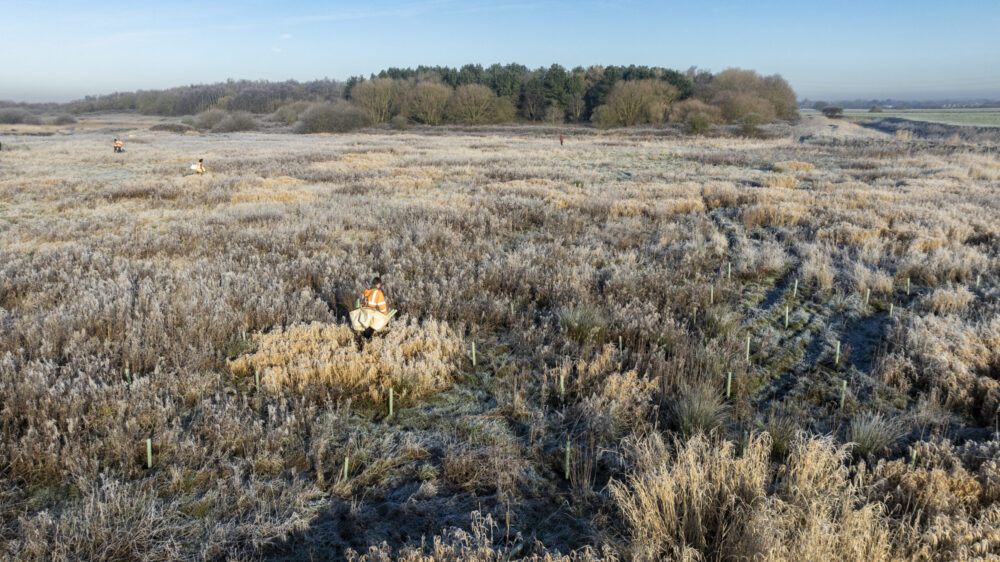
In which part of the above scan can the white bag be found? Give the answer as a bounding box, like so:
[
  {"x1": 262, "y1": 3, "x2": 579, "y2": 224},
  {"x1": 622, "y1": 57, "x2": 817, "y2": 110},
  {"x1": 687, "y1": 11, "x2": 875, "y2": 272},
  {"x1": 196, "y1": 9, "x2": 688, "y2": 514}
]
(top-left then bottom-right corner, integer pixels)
[{"x1": 350, "y1": 307, "x2": 390, "y2": 332}]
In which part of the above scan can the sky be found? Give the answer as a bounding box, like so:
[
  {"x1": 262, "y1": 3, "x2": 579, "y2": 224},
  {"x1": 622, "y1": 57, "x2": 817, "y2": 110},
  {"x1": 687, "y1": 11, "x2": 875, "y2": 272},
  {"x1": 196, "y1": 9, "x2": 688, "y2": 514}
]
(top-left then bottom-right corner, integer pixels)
[{"x1": 1, "y1": 0, "x2": 998, "y2": 103}]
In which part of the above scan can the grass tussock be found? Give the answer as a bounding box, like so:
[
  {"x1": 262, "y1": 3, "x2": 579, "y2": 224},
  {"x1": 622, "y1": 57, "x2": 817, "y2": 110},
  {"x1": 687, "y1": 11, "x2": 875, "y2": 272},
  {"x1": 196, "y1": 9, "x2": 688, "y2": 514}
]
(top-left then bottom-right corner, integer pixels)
[
  {"x1": 671, "y1": 381, "x2": 728, "y2": 437},
  {"x1": 849, "y1": 412, "x2": 906, "y2": 458},
  {"x1": 762, "y1": 174, "x2": 799, "y2": 189},
  {"x1": 920, "y1": 284, "x2": 974, "y2": 315},
  {"x1": 611, "y1": 432, "x2": 898, "y2": 561},
  {"x1": 559, "y1": 304, "x2": 608, "y2": 346},
  {"x1": 230, "y1": 320, "x2": 462, "y2": 404}
]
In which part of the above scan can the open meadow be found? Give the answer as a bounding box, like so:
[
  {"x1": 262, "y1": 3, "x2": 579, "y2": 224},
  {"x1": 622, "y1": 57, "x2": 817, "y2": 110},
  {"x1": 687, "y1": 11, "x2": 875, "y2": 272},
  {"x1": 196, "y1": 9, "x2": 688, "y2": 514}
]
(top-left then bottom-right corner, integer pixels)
[
  {"x1": 840, "y1": 108, "x2": 1000, "y2": 129},
  {"x1": 2, "y1": 115, "x2": 1000, "y2": 560}
]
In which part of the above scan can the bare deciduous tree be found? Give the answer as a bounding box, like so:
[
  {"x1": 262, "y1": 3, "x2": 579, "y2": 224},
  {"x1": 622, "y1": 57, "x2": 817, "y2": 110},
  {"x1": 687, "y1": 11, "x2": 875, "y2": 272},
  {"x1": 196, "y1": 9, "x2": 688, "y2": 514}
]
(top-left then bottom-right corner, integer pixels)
[
  {"x1": 447, "y1": 84, "x2": 510, "y2": 124},
  {"x1": 351, "y1": 78, "x2": 403, "y2": 123},
  {"x1": 404, "y1": 82, "x2": 452, "y2": 125}
]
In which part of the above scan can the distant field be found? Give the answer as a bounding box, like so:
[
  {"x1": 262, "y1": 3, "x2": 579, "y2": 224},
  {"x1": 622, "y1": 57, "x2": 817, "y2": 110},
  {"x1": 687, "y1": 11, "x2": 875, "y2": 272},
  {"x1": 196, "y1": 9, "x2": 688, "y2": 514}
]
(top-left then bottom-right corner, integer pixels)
[{"x1": 841, "y1": 107, "x2": 1000, "y2": 127}]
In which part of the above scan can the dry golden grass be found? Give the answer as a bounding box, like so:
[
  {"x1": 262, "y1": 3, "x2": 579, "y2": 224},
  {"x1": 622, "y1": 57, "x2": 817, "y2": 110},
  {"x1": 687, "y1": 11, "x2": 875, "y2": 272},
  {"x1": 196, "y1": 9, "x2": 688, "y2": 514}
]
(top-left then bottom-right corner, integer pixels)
[
  {"x1": 230, "y1": 320, "x2": 461, "y2": 404},
  {"x1": 611, "y1": 432, "x2": 903, "y2": 561},
  {"x1": 762, "y1": 174, "x2": 800, "y2": 188},
  {"x1": 742, "y1": 202, "x2": 807, "y2": 228},
  {"x1": 773, "y1": 160, "x2": 815, "y2": 172},
  {"x1": 920, "y1": 285, "x2": 974, "y2": 315}
]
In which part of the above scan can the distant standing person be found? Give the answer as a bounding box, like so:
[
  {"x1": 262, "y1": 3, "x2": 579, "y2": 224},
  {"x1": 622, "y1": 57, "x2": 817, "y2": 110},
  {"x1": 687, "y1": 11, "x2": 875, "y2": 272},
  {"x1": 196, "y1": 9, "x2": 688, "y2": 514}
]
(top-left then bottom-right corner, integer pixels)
[
  {"x1": 113, "y1": 138, "x2": 124, "y2": 153},
  {"x1": 559, "y1": 134, "x2": 564, "y2": 146},
  {"x1": 191, "y1": 158, "x2": 205, "y2": 174}
]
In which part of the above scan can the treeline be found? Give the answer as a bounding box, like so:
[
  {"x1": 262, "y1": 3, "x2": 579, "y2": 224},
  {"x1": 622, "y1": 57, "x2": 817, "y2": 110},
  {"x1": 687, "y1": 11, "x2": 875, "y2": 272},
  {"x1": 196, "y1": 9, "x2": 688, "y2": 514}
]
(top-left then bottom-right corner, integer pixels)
[
  {"x1": 66, "y1": 78, "x2": 344, "y2": 116},
  {"x1": 64, "y1": 64, "x2": 797, "y2": 131}
]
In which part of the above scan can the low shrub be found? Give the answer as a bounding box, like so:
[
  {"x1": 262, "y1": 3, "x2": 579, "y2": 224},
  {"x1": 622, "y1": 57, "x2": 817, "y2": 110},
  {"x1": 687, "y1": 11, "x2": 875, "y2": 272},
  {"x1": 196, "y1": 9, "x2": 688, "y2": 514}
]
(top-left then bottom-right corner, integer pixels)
[
  {"x1": 211, "y1": 111, "x2": 257, "y2": 133},
  {"x1": 191, "y1": 109, "x2": 228, "y2": 130},
  {"x1": 670, "y1": 98, "x2": 722, "y2": 126},
  {"x1": 685, "y1": 112, "x2": 713, "y2": 135},
  {"x1": 149, "y1": 123, "x2": 194, "y2": 133},
  {"x1": 0, "y1": 108, "x2": 41, "y2": 124},
  {"x1": 293, "y1": 102, "x2": 371, "y2": 133},
  {"x1": 390, "y1": 114, "x2": 410, "y2": 130},
  {"x1": 737, "y1": 112, "x2": 766, "y2": 136},
  {"x1": 822, "y1": 106, "x2": 845, "y2": 118},
  {"x1": 270, "y1": 101, "x2": 312, "y2": 125}
]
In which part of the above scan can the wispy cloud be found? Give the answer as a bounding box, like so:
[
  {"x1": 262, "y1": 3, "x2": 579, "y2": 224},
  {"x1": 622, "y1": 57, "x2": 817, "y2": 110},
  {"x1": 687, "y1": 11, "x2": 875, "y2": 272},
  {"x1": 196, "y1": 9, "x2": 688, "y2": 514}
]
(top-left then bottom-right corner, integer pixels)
[{"x1": 280, "y1": 33, "x2": 293, "y2": 39}]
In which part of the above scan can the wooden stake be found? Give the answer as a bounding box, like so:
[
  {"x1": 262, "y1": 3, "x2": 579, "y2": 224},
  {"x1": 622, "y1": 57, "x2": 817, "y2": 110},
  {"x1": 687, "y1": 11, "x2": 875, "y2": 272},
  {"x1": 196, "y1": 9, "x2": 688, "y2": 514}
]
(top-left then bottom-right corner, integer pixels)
[
  {"x1": 146, "y1": 438, "x2": 152, "y2": 469},
  {"x1": 840, "y1": 380, "x2": 847, "y2": 409},
  {"x1": 726, "y1": 371, "x2": 732, "y2": 399}
]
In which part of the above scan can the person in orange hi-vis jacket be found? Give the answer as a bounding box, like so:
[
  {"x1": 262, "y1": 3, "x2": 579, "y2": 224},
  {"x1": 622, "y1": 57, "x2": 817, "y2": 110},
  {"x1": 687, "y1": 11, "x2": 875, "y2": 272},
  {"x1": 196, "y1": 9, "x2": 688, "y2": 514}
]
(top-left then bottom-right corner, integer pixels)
[{"x1": 362, "y1": 277, "x2": 388, "y2": 313}]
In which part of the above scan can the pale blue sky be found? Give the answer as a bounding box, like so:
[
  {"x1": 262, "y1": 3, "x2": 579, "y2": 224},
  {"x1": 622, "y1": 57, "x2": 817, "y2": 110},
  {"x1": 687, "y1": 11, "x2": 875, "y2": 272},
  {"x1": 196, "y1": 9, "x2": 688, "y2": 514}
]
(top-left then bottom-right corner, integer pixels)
[{"x1": 1, "y1": 0, "x2": 998, "y2": 102}]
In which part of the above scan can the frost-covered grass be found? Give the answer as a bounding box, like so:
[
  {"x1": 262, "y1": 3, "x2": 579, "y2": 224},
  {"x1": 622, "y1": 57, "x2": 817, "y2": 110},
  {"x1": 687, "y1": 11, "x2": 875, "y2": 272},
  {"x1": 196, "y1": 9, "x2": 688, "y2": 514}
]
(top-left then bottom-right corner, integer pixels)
[{"x1": 1, "y1": 115, "x2": 999, "y2": 559}]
